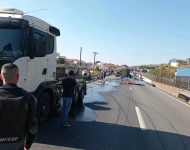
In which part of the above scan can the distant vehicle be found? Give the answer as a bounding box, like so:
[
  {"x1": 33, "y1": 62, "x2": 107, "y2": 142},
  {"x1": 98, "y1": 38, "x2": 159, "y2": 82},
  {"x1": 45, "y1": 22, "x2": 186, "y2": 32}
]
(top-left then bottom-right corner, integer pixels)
[
  {"x1": 82, "y1": 69, "x2": 91, "y2": 78},
  {"x1": 120, "y1": 68, "x2": 132, "y2": 78},
  {"x1": 114, "y1": 71, "x2": 120, "y2": 77},
  {"x1": 141, "y1": 69, "x2": 147, "y2": 73}
]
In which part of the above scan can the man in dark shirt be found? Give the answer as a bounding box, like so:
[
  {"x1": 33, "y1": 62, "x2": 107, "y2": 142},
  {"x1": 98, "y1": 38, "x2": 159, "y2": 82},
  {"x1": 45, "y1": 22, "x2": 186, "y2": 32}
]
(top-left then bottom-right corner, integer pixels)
[
  {"x1": 61, "y1": 70, "x2": 77, "y2": 127},
  {"x1": 0, "y1": 63, "x2": 38, "y2": 150}
]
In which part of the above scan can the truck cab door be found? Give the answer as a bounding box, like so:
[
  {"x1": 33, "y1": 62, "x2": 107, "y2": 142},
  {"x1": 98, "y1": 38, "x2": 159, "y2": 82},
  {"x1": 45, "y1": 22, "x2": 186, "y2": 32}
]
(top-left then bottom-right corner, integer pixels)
[
  {"x1": 15, "y1": 57, "x2": 28, "y2": 90},
  {"x1": 26, "y1": 29, "x2": 48, "y2": 92},
  {"x1": 46, "y1": 34, "x2": 56, "y2": 80}
]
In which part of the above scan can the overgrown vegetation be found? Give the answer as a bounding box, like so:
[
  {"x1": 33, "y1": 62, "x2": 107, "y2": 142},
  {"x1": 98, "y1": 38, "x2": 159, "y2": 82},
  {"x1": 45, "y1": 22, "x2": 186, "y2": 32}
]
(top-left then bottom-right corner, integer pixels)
[
  {"x1": 149, "y1": 64, "x2": 176, "y2": 78},
  {"x1": 57, "y1": 57, "x2": 66, "y2": 64}
]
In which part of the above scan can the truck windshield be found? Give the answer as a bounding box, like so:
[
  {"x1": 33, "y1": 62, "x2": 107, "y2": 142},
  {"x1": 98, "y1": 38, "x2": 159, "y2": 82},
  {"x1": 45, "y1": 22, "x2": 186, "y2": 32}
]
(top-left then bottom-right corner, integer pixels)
[{"x1": 0, "y1": 28, "x2": 23, "y2": 58}]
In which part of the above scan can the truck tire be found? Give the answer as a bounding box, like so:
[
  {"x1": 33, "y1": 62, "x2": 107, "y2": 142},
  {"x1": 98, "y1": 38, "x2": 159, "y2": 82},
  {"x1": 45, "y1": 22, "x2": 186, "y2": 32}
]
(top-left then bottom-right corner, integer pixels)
[
  {"x1": 78, "y1": 88, "x2": 85, "y2": 106},
  {"x1": 37, "y1": 92, "x2": 51, "y2": 123},
  {"x1": 73, "y1": 90, "x2": 79, "y2": 105},
  {"x1": 53, "y1": 99, "x2": 62, "y2": 116}
]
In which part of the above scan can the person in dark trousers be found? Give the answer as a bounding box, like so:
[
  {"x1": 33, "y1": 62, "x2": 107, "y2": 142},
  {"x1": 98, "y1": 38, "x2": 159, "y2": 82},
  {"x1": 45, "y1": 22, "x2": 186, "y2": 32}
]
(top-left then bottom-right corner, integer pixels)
[
  {"x1": 61, "y1": 70, "x2": 77, "y2": 127},
  {"x1": 0, "y1": 63, "x2": 38, "y2": 150}
]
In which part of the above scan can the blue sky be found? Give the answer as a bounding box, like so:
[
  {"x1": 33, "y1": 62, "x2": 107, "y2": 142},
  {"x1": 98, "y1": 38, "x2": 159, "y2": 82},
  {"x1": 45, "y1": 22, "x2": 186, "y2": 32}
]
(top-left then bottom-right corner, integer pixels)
[{"x1": 1, "y1": 0, "x2": 190, "y2": 65}]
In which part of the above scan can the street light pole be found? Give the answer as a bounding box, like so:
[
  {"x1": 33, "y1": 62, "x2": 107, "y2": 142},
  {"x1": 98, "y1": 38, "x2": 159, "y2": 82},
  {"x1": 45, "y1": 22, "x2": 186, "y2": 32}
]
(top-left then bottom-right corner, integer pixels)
[
  {"x1": 93, "y1": 52, "x2": 98, "y2": 73},
  {"x1": 79, "y1": 46, "x2": 82, "y2": 66}
]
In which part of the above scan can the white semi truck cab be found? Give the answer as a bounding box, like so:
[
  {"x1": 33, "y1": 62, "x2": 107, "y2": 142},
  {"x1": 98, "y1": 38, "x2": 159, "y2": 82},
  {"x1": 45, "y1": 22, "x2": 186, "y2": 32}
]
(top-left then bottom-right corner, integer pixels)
[{"x1": 0, "y1": 8, "x2": 61, "y2": 122}]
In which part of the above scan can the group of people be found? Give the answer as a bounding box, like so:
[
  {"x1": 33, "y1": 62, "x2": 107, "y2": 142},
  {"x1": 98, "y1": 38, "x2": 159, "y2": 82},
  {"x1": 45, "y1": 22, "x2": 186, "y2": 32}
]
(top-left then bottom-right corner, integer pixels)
[{"x1": 0, "y1": 63, "x2": 77, "y2": 150}]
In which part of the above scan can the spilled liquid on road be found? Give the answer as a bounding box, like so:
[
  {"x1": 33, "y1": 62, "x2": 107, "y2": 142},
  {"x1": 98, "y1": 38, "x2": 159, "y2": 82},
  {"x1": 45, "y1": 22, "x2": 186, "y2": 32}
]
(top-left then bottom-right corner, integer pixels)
[{"x1": 75, "y1": 80, "x2": 120, "y2": 122}]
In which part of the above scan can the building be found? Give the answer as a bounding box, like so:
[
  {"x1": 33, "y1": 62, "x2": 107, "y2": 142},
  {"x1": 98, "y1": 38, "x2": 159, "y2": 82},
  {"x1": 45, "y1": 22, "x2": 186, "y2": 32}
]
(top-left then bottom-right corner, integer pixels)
[{"x1": 170, "y1": 59, "x2": 187, "y2": 67}]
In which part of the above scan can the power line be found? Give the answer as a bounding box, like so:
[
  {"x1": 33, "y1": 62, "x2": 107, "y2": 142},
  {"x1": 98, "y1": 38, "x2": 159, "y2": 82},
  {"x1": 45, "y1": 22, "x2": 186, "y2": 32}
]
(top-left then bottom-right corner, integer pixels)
[{"x1": 79, "y1": 46, "x2": 82, "y2": 66}]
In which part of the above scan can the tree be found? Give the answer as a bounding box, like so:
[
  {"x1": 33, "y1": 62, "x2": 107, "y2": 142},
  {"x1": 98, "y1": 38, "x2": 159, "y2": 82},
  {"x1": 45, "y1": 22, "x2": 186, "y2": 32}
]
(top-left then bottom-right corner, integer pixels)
[
  {"x1": 149, "y1": 64, "x2": 176, "y2": 78},
  {"x1": 96, "y1": 66, "x2": 101, "y2": 71},
  {"x1": 57, "y1": 57, "x2": 66, "y2": 64},
  {"x1": 122, "y1": 64, "x2": 129, "y2": 68}
]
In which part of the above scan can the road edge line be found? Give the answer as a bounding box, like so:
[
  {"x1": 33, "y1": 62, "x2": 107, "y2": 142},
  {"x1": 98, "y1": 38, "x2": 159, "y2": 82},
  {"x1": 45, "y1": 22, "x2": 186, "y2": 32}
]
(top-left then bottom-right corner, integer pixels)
[{"x1": 149, "y1": 85, "x2": 190, "y2": 108}]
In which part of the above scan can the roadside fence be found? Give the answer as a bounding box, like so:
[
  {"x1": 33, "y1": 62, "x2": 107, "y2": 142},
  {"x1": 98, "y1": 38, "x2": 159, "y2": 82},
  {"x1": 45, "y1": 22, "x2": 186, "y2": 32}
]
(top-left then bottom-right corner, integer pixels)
[{"x1": 141, "y1": 73, "x2": 190, "y2": 91}]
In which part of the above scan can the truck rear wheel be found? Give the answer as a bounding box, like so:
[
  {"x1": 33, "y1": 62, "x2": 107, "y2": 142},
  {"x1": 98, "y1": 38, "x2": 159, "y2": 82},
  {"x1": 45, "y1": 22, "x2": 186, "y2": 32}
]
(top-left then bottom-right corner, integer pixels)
[
  {"x1": 78, "y1": 89, "x2": 85, "y2": 106},
  {"x1": 37, "y1": 92, "x2": 51, "y2": 123},
  {"x1": 73, "y1": 90, "x2": 79, "y2": 105}
]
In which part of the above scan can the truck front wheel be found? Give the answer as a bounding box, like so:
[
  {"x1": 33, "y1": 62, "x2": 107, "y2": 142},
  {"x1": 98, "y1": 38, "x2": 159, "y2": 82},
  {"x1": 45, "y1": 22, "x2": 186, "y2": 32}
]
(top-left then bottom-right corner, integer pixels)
[{"x1": 37, "y1": 92, "x2": 51, "y2": 123}]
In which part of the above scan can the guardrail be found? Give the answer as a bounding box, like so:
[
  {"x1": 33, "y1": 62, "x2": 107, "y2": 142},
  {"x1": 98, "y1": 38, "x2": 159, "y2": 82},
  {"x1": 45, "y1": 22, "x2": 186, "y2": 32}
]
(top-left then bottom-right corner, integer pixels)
[{"x1": 140, "y1": 72, "x2": 190, "y2": 101}]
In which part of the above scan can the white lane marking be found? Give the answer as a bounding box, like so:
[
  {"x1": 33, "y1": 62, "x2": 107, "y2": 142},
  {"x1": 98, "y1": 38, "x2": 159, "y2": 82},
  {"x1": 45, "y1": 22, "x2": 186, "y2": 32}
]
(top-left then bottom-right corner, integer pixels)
[
  {"x1": 135, "y1": 106, "x2": 147, "y2": 130},
  {"x1": 130, "y1": 86, "x2": 132, "y2": 91},
  {"x1": 149, "y1": 86, "x2": 190, "y2": 108}
]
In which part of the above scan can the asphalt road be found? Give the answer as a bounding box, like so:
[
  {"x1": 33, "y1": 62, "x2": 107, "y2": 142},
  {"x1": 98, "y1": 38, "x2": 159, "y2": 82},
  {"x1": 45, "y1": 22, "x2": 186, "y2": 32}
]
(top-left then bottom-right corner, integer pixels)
[{"x1": 31, "y1": 80, "x2": 190, "y2": 150}]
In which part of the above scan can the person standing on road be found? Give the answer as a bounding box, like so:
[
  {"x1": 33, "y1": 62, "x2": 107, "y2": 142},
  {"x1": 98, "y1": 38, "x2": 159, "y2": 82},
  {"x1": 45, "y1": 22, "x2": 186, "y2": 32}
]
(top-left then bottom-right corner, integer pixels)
[
  {"x1": 0, "y1": 63, "x2": 38, "y2": 150},
  {"x1": 61, "y1": 70, "x2": 77, "y2": 127}
]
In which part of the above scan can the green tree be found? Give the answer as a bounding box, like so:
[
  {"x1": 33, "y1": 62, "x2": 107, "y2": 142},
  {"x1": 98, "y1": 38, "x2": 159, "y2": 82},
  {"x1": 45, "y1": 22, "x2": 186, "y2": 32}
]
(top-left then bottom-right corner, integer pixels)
[
  {"x1": 96, "y1": 66, "x2": 101, "y2": 71},
  {"x1": 57, "y1": 57, "x2": 66, "y2": 64},
  {"x1": 149, "y1": 64, "x2": 176, "y2": 78}
]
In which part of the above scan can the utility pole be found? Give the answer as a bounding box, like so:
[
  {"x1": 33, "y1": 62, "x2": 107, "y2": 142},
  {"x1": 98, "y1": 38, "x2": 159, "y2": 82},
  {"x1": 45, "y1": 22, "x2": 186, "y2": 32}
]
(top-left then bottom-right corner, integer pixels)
[
  {"x1": 79, "y1": 46, "x2": 82, "y2": 66},
  {"x1": 92, "y1": 52, "x2": 98, "y2": 73}
]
